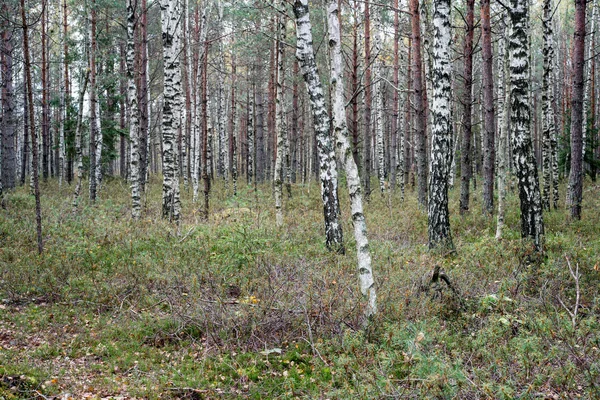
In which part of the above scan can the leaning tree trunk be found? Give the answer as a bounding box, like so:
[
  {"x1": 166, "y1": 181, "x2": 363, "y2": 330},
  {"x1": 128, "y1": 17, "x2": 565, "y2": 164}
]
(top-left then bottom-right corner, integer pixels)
[
  {"x1": 160, "y1": 0, "x2": 183, "y2": 223},
  {"x1": 459, "y1": 0, "x2": 474, "y2": 214},
  {"x1": 481, "y1": 0, "x2": 495, "y2": 214},
  {"x1": 127, "y1": 0, "x2": 142, "y2": 219},
  {"x1": 20, "y1": 0, "x2": 43, "y2": 254},
  {"x1": 428, "y1": 0, "x2": 454, "y2": 250},
  {"x1": 410, "y1": 0, "x2": 428, "y2": 208},
  {"x1": 509, "y1": 0, "x2": 545, "y2": 250},
  {"x1": 567, "y1": 0, "x2": 586, "y2": 220},
  {"x1": 328, "y1": 1, "x2": 376, "y2": 317},
  {"x1": 541, "y1": 0, "x2": 558, "y2": 210},
  {"x1": 274, "y1": 9, "x2": 287, "y2": 227},
  {"x1": 496, "y1": 14, "x2": 510, "y2": 239},
  {"x1": 293, "y1": 0, "x2": 344, "y2": 253}
]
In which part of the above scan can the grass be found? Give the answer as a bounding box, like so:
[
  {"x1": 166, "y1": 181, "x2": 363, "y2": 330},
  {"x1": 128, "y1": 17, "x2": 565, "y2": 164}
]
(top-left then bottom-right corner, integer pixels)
[{"x1": 1, "y1": 175, "x2": 599, "y2": 399}]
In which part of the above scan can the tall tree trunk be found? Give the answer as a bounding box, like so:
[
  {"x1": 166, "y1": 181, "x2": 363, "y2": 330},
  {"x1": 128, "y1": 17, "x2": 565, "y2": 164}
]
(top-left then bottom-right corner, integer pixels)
[
  {"x1": 568, "y1": 0, "x2": 586, "y2": 220},
  {"x1": 328, "y1": 0, "x2": 376, "y2": 318},
  {"x1": 583, "y1": 0, "x2": 597, "y2": 166},
  {"x1": 374, "y1": 7, "x2": 386, "y2": 194},
  {"x1": 20, "y1": 0, "x2": 43, "y2": 254},
  {"x1": 293, "y1": 0, "x2": 344, "y2": 253},
  {"x1": 428, "y1": 0, "x2": 453, "y2": 249},
  {"x1": 496, "y1": 14, "x2": 510, "y2": 239},
  {"x1": 20, "y1": 64, "x2": 28, "y2": 186},
  {"x1": 541, "y1": 0, "x2": 558, "y2": 210},
  {"x1": 410, "y1": 0, "x2": 428, "y2": 207},
  {"x1": 459, "y1": 0, "x2": 474, "y2": 214},
  {"x1": 350, "y1": 0, "x2": 360, "y2": 172},
  {"x1": 138, "y1": 0, "x2": 150, "y2": 190},
  {"x1": 231, "y1": 53, "x2": 238, "y2": 196},
  {"x1": 481, "y1": 0, "x2": 495, "y2": 214},
  {"x1": 41, "y1": 0, "x2": 49, "y2": 181},
  {"x1": 274, "y1": 9, "x2": 287, "y2": 227},
  {"x1": 509, "y1": 0, "x2": 545, "y2": 250},
  {"x1": 119, "y1": 42, "x2": 127, "y2": 180},
  {"x1": 247, "y1": 81, "x2": 255, "y2": 186},
  {"x1": 1, "y1": 15, "x2": 15, "y2": 191},
  {"x1": 89, "y1": 0, "x2": 100, "y2": 201},
  {"x1": 127, "y1": 0, "x2": 142, "y2": 219},
  {"x1": 160, "y1": 0, "x2": 183, "y2": 223},
  {"x1": 202, "y1": 36, "x2": 210, "y2": 219},
  {"x1": 72, "y1": 72, "x2": 90, "y2": 211},
  {"x1": 363, "y1": 0, "x2": 372, "y2": 199}
]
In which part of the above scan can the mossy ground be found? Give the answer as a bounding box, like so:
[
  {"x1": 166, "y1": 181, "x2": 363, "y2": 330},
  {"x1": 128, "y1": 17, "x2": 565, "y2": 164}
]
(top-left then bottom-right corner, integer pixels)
[{"x1": 1, "y1": 176, "x2": 599, "y2": 399}]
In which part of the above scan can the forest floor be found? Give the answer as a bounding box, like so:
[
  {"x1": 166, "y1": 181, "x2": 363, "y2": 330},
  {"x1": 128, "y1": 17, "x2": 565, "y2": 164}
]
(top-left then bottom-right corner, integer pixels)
[{"x1": 1, "y1": 176, "x2": 599, "y2": 399}]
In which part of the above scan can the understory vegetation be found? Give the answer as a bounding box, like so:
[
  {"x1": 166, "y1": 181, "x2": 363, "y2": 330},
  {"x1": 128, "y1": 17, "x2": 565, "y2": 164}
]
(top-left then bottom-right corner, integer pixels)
[{"x1": 1, "y1": 178, "x2": 599, "y2": 399}]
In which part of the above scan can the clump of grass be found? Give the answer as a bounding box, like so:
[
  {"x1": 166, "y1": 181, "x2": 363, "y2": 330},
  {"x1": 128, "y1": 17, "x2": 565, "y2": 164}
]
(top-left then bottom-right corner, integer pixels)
[{"x1": 0, "y1": 177, "x2": 599, "y2": 398}]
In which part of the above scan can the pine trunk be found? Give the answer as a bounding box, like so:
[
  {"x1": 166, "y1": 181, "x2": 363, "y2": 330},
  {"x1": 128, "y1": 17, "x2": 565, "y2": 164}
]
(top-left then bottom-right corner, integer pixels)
[
  {"x1": 459, "y1": 0, "x2": 474, "y2": 214},
  {"x1": 481, "y1": 0, "x2": 495, "y2": 214}
]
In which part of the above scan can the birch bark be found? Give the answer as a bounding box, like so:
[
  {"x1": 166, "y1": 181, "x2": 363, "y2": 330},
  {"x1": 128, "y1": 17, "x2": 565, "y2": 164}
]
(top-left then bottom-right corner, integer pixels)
[
  {"x1": 328, "y1": 1, "x2": 376, "y2": 317},
  {"x1": 293, "y1": 0, "x2": 344, "y2": 253}
]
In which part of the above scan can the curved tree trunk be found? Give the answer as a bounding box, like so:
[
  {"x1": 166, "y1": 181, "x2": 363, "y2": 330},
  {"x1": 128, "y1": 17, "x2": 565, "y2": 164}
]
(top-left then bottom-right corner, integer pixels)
[
  {"x1": 293, "y1": 0, "x2": 344, "y2": 253},
  {"x1": 328, "y1": 1, "x2": 376, "y2": 317}
]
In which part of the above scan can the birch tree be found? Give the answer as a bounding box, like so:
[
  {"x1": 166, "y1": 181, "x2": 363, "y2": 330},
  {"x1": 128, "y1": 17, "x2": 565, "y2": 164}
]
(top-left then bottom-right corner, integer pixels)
[
  {"x1": 293, "y1": 0, "x2": 344, "y2": 253},
  {"x1": 328, "y1": 1, "x2": 376, "y2": 317},
  {"x1": 541, "y1": 0, "x2": 558, "y2": 210},
  {"x1": 89, "y1": 0, "x2": 100, "y2": 201},
  {"x1": 567, "y1": 0, "x2": 586, "y2": 220},
  {"x1": 127, "y1": 0, "x2": 142, "y2": 219},
  {"x1": 274, "y1": 9, "x2": 287, "y2": 227},
  {"x1": 496, "y1": 14, "x2": 510, "y2": 239},
  {"x1": 160, "y1": 0, "x2": 182, "y2": 223},
  {"x1": 428, "y1": 0, "x2": 454, "y2": 249},
  {"x1": 374, "y1": 7, "x2": 386, "y2": 194},
  {"x1": 509, "y1": 0, "x2": 544, "y2": 250}
]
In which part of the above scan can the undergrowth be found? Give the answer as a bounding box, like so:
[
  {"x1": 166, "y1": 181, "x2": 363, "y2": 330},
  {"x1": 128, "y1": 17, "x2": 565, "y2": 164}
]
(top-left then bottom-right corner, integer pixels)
[{"x1": 0, "y1": 177, "x2": 599, "y2": 399}]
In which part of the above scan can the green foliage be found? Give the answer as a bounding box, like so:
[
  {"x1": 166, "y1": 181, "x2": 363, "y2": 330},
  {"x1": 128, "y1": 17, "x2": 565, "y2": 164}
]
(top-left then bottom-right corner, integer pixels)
[{"x1": 0, "y1": 178, "x2": 599, "y2": 398}]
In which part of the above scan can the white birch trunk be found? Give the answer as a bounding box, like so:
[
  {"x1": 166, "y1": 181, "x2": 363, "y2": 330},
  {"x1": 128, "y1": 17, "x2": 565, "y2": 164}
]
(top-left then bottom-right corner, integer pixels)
[
  {"x1": 427, "y1": 0, "x2": 453, "y2": 249},
  {"x1": 72, "y1": 71, "x2": 89, "y2": 211},
  {"x1": 160, "y1": 0, "x2": 182, "y2": 223},
  {"x1": 583, "y1": 0, "x2": 597, "y2": 161},
  {"x1": 509, "y1": 0, "x2": 544, "y2": 250},
  {"x1": 294, "y1": 0, "x2": 344, "y2": 253},
  {"x1": 247, "y1": 85, "x2": 255, "y2": 185},
  {"x1": 328, "y1": 1, "x2": 376, "y2": 317},
  {"x1": 374, "y1": 10, "x2": 386, "y2": 194},
  {"x1": 94, "y1": 94, "x2": 103, "y2": 191},
  {"x1": 193, "y1": 8, "x2": 207, "y2": 203},
  {"x1": 274, "y1": 11, "x2": 287, "y2": 227},
  {"x1": 496, "y1": 14, "x2": 510, "y2": 239},
  {"x1": 127, "y1": 0, "x2": 141, "y2": 219}
]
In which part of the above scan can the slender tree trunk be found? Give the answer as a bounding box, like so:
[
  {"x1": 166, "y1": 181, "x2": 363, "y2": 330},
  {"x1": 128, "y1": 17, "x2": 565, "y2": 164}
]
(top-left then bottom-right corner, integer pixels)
[
  {"x1": 459, "y1": 0, "x2": 474, "y2": 214},
  {"x1": 231, "y1": 53, "x2": 238, "y2": 196},
  {"x1": 72, "y1": 72, "x2": 90, "y2": 211},
  {"x1": 274, "y1": 10, "x2": 287, "y2": 227},
  {"x1": 138, "y1": 0, "x2": 150, "y2": 190},
  {"x1": 1, "y1": 17, "x2": 15, "y2": 191},
  {"x1": 496, "y1": 14, "x2": 510, "y2": 239},
  {"x1": 391, "y1": 0, "x2": 401, "y2": 193},
  {"x1": 89, "y1": 0, "x2": 100, "y2": 201},
  {"x1": 568, "y1": 0, "x2": 586, "y2": 220},
  {"x1": 351, "y1": 1, "x2": 360, "y2": 172},
  {"x1": 41, "y1": 0, "x2": 49, "y2": 181},
  {"x1": 583, "y1": 0, "x2": 597, "y2": 165},
  {"x1": 202, "y1": 36, "x2": 210, "y2": 219},
  {"x1": 247, "y1": 81, "x2": 255, "y2": 186},
  {"x1": 20, "y1": 0, "x2": 43, "y2": 254},
  {"x1": 119, "y1": 42, "x2": 127, "y2": 179},
  {"x1": 293, "y1": 0, "x2": 344, "y2": 253},
  {"x1": 193, "y1": 7, "x2": 207, "y2": 202},
  {"x1": 363, "y1": 0, "x2": 372, "y2": 198},
  {"x1": 428, "y1": 0, "x2": 453, "y2": 249},
  {"x1": 127, "y1": 0, "x2": 142, "y2": 219},
  {"x1": 410, "y1": 0, "x2": 427, "y2": 207},
  {"x1": 509, "y1": 0, "x2": 545, "y2": 250},
  {"x1": 542, "y1": 0, "x2": 558, "y2": 210},
  {"x1": 373, "y1": 7, "x2": 385, "y2": 194},
  {"x1": 160, "y1": 0, "x2": 183, "y2": 223},
  {"x1": 21, "y1": 62, "x2": 28, "y2": 186},
  {"x1": 481, "y1": 0, "x2": 495, "y2": 214},
  {"x1": 328, "y1": 0, "x2": 376, "y2": 318}
]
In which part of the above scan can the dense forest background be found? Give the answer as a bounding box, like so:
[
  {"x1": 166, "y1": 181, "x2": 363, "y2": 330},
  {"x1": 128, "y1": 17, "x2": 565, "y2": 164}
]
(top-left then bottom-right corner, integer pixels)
[{"x1": 1, "y1": 0, "x2": 600, "y2": 397}]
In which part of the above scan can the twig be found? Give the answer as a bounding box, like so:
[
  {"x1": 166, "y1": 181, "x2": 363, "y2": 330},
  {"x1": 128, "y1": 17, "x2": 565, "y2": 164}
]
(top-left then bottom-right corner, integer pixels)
[
  {"x1": 557, "y1": 255, "x2": 580, "y2": 328},
  {"x1": 302, "y1": 303, "x2": 329, "y2": 366}
]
